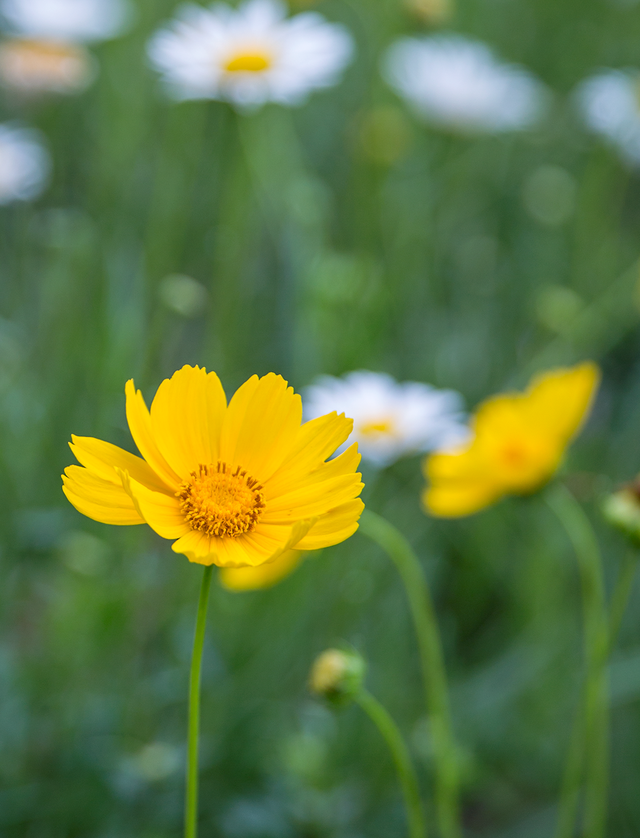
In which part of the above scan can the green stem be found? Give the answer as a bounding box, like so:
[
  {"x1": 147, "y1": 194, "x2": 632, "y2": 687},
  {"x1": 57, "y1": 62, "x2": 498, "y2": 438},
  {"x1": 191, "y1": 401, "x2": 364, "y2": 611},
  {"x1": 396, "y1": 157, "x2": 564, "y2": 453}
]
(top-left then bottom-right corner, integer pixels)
[
  {"x1": 356, "y1": 689, "x2": 426, "y2": 838},
  {"x1": 359, "y1": 509, "x2": 461, "y2": 838},
  {"x1": 546, "y1": 483, "x2": 609, "y2": 838},
  {"x1": 185, "y1": 566, "x2": 213, "y2": 838},
  {"x1": 608, "y1": 549, "x2": 638, "y2": 654}
]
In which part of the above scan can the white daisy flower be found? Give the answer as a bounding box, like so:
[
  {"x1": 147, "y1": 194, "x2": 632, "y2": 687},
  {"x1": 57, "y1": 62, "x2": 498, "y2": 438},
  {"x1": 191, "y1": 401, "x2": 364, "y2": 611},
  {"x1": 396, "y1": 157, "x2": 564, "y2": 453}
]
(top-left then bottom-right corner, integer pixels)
[
  {"x1": 147, "y1": 0, "x2": 354, "y2": 108},
  {"x1": 383, "y1": 34, "x2": 547, "y2": 133},
  {"x1": 304, "y1": 371, "x2": 470, "y2": 468},
  {"x1": 0, "y1": 0, "x2": 129, "y2": 94},
  {"x1": 0, "y1": 123, "x2": 50, "y2": 204},
  {"x1": 575, "y1": 70, "x2": 640, "y2": 167},
  {"x1": 0, "y1": 0, "x2": 129, "y2": 43}
]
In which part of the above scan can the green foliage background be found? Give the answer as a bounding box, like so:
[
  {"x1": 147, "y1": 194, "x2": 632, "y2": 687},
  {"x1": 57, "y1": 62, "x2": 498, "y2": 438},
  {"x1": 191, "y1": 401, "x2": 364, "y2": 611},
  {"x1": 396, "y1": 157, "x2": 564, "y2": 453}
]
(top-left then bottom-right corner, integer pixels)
[{"x1": 2, "y1": 0, "x2": 640, "y2": 835}]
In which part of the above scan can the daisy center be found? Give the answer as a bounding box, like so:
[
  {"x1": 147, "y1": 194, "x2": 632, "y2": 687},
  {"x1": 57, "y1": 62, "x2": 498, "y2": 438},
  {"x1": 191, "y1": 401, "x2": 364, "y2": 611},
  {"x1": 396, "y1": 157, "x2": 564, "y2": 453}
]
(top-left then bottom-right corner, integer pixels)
[
  {"x1": 176, "y1": 462, "x2": 265, "y2": 538},
  {"x1": 359, "y1": 418, "x2": 395, "y2": 437},
  {"x1": 223, "y1": 51, "x2": 272, "y2": 73},
  {"x1": 0, "y1": 38, "x2": 86, "y2": 75}
]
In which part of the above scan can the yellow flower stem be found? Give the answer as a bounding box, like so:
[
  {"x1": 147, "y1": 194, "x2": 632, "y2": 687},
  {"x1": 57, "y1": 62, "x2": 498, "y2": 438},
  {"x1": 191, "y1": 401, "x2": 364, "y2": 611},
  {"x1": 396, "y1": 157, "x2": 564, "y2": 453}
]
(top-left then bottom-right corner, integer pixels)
[
  {"x1": 356, "y1": 688, "x2": 426, "y2": 838},
  {"x1": 545, "y1": 483, "x2": 609, "y2": 838},
  {"x1": 185, "y1": 565, "x2": 213, "y2": 838},
  {"x1": 359, "y1": 509, "x2": 461, "y2": 838}
]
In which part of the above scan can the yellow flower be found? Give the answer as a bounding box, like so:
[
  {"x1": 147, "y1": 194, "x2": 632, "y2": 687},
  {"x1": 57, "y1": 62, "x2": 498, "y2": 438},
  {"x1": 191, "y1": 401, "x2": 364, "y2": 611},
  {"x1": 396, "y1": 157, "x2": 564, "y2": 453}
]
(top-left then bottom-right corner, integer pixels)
[
  {"x1": 63, "y1": 366, "x2": 364, "y2": 567},
  {"x1": 423, "y1": 362, "x2": 600, "y2": 518},
  {"x1": 219, "y1": 549, "x2": 302, "y2": 591}
]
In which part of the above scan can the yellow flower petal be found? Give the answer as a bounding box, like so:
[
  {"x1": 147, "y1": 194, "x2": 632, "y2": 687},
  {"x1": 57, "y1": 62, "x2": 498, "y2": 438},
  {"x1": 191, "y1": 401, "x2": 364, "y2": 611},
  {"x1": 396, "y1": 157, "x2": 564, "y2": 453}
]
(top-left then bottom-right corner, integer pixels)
[
  {"x1": 264, "y1": 442, "x2": 361, "y2": 501},
  {"x1": 296, "y1": 498, "x2": 365, "y2": 550},
  {"x1": 120, "y1": 471, "x2": 191, "y2": 539},
  {"x1": 63, "y1": 466, "x2": 144, "y2": 525},
  {"x1": 220, "y1": 373, "x2": 302, "y2": 481},
  {"x1": 423, "y1": 361, "x2": 601, "y2": 518},
  {"x1": 70, "y1": 435, "x2": 171, "y2": 494},
  {"x1": 125, "y1": 380, "x2": 182, "y2": 489},
  {"x1": 525, "y1": 362, "x2": 600, "y2": 442},
  {"x1": 149, "y1": 365, "x2": 227, "y2": 479},
  {"x1": 219, "y1": 550, "x2": 303, "y2": 591},
  {"x1": 422, "y1": 481, "x2": 502, "y2": 518},
  {"x1": 266, "y1": 412, "x2": 354, "y2": 495},
  {"x1": 261, "y1": 473, "x2": 364, "y2": 523}
]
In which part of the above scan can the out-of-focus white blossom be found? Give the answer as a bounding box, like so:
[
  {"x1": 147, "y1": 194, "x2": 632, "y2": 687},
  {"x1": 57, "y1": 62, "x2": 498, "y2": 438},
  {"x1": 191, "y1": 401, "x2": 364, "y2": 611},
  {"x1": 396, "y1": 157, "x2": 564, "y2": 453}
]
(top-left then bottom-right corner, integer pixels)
[
  {"x1": 304, "y1": 371, "x2": 469, "y2": 468},
  {"x1": 0, "y1": 0, "x2": 129, "y2": 94},
  {"x1": 0, "y1": 123, "x2": 50, "y2": 203},
  {"x1": 383, "y1": 34, "x2": 547, "y2": 133},
  {"x1": 0, "y1": 0, "x2": 129, "y2": 43},
  {"x1": 576, "y1": 70, "x2": 640, "y2": 167},
  {"x1": 147, "y1": 0, "x2": 353, "y2": 109}
]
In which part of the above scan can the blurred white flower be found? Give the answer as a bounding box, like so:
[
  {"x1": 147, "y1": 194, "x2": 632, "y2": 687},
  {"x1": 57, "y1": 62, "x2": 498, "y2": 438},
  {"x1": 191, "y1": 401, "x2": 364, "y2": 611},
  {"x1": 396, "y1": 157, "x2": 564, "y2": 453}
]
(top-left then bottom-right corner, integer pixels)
[
  {"x1": 0, "y1": 0, "x2": 129, "y2": 42},
  {"x1": 576, "y1": 70, "x2": 640, "y2": 167},
  {"x1": 0, "y1": 123, "x2": 49, "y2": 204},
  {"x1": 147, "y1": 0, "x2": 353, "y2": 108},
  {"x1": 304, "y1": 371, "x2": 469, "y2": 468},
  {"x1": 383, "y1": 34, "x2": 547, "y2": 133},
  {"x1": 0, "y1": 0, "x2": 129, "y2": 94}
]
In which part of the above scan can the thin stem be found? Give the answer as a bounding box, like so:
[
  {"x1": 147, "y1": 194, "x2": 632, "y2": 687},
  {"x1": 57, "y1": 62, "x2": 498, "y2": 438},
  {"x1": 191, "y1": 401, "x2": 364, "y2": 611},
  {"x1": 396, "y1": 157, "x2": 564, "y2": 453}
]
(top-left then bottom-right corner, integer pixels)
[
  {"x1": 608, "y1": 549, "x2": 638, "y2": 654},
  {"x1": 356, "y1": 689, "x2": 426, "y2": 838},
  {"x1": 185, "y1": 565, "x2": 213, "y2": 838},
  {"x1": 359, "y1": 509, "x2": 461, "y2": 838},
  {"x1": 545, "y1": 483, "x2": 609, "y2": 838}
]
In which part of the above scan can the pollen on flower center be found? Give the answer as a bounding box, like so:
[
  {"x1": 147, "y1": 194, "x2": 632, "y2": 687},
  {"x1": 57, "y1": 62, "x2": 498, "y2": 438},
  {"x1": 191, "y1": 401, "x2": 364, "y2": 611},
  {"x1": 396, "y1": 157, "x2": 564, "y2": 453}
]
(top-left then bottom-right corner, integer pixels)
[
  {"x1": 176, "y1": 462, "x2": 265, "y2": 538},
  {"x1": 223, "y1": 51, "x2": 272, "y2": 73}
]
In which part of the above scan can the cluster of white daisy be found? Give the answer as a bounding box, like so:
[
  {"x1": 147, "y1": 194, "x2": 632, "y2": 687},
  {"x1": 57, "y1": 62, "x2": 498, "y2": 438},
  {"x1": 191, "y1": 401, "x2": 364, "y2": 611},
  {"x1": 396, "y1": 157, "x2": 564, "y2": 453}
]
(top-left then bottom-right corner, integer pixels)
[{"x1": 1, "y1": 0, "x2": 640, "y2": 207}]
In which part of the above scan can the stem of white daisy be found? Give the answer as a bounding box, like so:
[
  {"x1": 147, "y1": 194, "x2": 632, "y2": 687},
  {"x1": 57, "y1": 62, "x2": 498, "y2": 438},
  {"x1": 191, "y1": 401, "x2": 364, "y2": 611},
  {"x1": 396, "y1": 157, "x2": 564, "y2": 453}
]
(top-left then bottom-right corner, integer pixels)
[
  {"x1": 359, "y1": 509, "x2": 461, "y2": 838},
  {"x1": 185, "y1": 565, "x2": 213, "y2": 838}
]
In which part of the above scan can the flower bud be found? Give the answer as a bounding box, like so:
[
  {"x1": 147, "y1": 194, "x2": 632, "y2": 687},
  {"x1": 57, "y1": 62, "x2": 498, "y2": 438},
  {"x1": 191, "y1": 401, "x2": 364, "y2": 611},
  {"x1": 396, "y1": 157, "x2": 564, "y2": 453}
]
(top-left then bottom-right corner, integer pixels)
[
  {"x1": 309, "y1": 648, "x2": 365, "y2": 706},
  {"x1": 602, "y1": 483, "x2": 640, "y2": 545}
]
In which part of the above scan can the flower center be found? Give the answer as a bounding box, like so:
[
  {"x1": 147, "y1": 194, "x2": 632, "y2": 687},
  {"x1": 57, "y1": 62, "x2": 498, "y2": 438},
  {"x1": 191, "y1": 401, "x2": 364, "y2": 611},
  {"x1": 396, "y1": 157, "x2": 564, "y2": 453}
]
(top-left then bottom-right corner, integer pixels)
[
  {"x1": 359, "y1": 418, "x2": 394, "y2": 438},
  {"x1": 223, "y1": 51, "x2": 272, "y2": 73},
  {"x1": 176, "y1": 462, "x2": 265, "y2": 538},
  {"x1": 0, "y1": 38, "x2": 89, "y2": 85}
]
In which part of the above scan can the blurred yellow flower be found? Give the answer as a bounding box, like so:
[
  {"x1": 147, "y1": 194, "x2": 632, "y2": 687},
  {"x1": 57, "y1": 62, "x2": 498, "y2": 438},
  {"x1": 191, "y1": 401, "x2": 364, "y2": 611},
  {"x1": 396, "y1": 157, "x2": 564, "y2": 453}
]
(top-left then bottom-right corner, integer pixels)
[
  {"x1": 219, "y1": 549, "x2": 302, "y2": 591},
  {"x1": 423, "y1": 362, "x2": 600, "y2": 518},
  {"x1": 63, "y1": 366, "x2": 364, "y2": 567}
]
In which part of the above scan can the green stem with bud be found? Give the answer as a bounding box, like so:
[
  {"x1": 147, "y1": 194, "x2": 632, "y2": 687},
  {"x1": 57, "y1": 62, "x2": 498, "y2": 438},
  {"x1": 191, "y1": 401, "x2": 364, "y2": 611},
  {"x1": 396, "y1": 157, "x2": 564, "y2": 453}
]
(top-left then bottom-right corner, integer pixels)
[
  {"x1": 359, "y1": 509, "x2": 461, "y2": 838},
  {"x1": 185, "y1": 565, "x2": 213, "y2": 838},
  {"x1": 356, "y1": 689, "x2": 426, "y2": 838},
  {"x1": 546, "y1": 483, "x2": 609, "y2": 838}
]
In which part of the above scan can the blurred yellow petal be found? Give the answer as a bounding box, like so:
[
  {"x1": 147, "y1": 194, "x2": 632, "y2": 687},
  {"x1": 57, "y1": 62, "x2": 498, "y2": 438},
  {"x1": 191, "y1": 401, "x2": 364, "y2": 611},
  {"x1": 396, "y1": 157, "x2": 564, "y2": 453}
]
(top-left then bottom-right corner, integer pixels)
[
  {"x1": 219, "y1": 550, "x2": 303, "y2": 591},
  {"x1": 525, "y1": 362, "x2": 600, "y2": 442},
  {"x1": 423, "y1": 361, "x2": 600, "y2": 518}
]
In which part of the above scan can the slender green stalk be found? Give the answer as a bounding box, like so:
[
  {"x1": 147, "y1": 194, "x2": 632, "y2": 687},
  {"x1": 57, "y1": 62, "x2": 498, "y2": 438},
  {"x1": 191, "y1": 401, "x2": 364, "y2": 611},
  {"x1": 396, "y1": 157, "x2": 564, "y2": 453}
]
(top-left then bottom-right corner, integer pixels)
[
  {"x1": 359, "y1": 509, "x2": 461, "y2": 838},
  {"x1": 356, "y1": 689, "x2": 426, "y2": 838},
  {"x1": 185, "y1": 566, "x2": 213, "y2": 838},
  {"x1": 545, "y1": 483, "x2": 609, "y2": 838},
  {"x1": 608, "y1": 549, "x2": 638, "y2": 653}
]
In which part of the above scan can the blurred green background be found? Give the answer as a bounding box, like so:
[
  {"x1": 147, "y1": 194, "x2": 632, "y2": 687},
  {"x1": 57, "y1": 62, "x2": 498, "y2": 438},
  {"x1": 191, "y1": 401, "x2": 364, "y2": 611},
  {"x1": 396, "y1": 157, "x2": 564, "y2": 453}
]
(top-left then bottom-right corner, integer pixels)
[{"x1": 4, "y1": 0, "x2": 640, "y2": 835}]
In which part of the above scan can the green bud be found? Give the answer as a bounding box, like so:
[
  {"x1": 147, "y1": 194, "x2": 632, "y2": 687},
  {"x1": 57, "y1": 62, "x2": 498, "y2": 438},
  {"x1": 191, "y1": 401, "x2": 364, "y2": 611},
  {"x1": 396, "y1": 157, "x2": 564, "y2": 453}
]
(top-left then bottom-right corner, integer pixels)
[
  {"x1": 602, "y1": 484, "x2": 640, "y2": 545},
  {"x1": 309, "y1": 648, "x2": 366, "y2": 707}
]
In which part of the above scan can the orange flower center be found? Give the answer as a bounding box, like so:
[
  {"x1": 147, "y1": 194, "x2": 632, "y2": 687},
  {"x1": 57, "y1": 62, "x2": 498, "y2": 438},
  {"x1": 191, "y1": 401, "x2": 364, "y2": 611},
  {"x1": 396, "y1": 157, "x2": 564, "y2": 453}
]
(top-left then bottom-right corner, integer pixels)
[
  {"x1": 223, "y1": 51, "x2": 272, "y2": 73},
  {"x1": 0, "y1": 38, "x2": 89, "y2": 86},
  {"x1": 176, "y1": 462, "x2": 265, "y2": 538}
]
